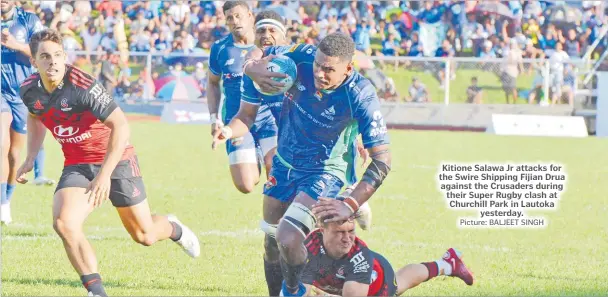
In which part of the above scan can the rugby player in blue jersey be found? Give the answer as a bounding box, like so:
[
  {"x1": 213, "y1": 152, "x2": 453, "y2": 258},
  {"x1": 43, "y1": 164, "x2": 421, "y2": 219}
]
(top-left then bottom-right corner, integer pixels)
[
  {"x1": 1, "y1": 0, "x2": 54, "y2": 224},
  {"x1": 207, "y1": 1, "x2": 278, "y2": 194},
  {"x1": 237, "y1": 11, "x2": 373, "y2": 296},
  {"x1": 213, "y1": 32, "x2": 391, "y2": 296}
]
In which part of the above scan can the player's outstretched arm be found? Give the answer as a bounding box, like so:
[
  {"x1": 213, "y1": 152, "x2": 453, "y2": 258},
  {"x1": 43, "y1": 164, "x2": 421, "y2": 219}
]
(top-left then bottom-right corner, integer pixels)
[
  {"x1": 211, "y1": 101, "x2": 259, "y2": 150},
  {"x1": 16, "y1": 114, "x2": 46, "y2": 184}
]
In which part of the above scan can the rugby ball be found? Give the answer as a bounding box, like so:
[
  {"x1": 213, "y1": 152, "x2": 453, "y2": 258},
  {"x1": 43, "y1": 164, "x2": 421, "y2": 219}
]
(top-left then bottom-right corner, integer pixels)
[{"x1": 253, "y1": 55, "x2": 297, "y2": 96}]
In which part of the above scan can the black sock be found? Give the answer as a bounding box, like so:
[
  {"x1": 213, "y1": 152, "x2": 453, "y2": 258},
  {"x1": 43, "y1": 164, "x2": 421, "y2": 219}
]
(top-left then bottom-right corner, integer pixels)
[
  {"x1": 265, "y1": 258, "x2": 283, "y2": 296},
  {"x1": 279, "y1": 256, "x2": 305, "y2": 292},
  {"x1": 80, "y1": 273, "x2": 108, "y2": 297},
  {"x1": 170, "y1": 222, "x2": 182, "y2": 241}
]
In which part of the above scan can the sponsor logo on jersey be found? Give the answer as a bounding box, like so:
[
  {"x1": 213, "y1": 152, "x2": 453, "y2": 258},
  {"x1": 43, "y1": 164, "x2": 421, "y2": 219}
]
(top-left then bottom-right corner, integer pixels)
[
  {"x1": 223, "y1": 72, "x2": 243, "y2": 79},
  {"x1": 336, "y1": 266, "x2": 345, "y2": 279},
  {"x1": 264, "y1": 176, "x2": 277, "y2": 191},
  {"x1": 53, "y1": 125, "x2": 79, "y2": 137},
  {"x1": 296, "y1": 82, "x2": 306, "y2": 92},
  {"x1": 33, "y1": 100, "x2": 43, "y2": 110},
  {"x1": 89, "y1": 84, "x2": 112, "y2": 109},
  {"x1": 351, "y1": 251, "x2": 370, "y2": 274},
  {"x1": 321, "y1": 106, "x2": 335, "y2": 120},
  {"x1": 369, "y1": 110, "x2": 387, "y2": 138},
  {"x1": 314, "y1": 91, "x2": 323, "y2": 100},
  {"x1": 225, "y1": 58, "x2": 235, "y2": 66},
  {"x1": 52, "y1": 125, "x2": 91, "y2": 144},
  {"x1": 60, "y1": 98, "x2": 72, "y2": 111}
]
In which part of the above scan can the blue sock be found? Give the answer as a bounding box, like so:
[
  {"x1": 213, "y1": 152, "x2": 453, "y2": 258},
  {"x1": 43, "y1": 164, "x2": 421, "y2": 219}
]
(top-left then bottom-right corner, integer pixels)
[
  {"x1": 6, "y1": 184, "x2": 15, "y2": 202},
  {"x1": 281, "y1": 281, "x2": 305, "y2": 296},
  {"x1": 34, "y1": 149, "x2": 46, "y2": 179},
  {"x1": 1, "y1": 183, "x2": 7, "y2": 205}
]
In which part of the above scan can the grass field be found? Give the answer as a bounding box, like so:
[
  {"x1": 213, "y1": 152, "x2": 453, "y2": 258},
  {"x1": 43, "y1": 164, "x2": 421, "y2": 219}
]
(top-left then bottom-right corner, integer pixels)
[{"x1": 2, "y1": 121, "x2": 607, "y2": 296}]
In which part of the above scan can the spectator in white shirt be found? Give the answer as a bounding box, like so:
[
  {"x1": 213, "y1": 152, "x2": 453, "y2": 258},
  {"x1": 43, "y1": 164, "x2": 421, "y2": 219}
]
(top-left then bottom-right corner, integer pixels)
[{"x1": 549, "y1": 42, "x2": 570, "y2": 104}]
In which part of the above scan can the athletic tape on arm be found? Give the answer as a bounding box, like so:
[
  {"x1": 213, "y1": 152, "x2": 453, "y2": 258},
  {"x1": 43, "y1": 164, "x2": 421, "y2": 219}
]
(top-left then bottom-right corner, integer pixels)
[{"x1": 361, "y1": 154, "x2": 391, "y2": 189}]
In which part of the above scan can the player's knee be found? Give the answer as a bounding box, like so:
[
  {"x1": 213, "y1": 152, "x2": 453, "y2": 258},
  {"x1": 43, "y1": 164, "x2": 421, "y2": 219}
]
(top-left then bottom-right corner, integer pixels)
[
  {"x1": 264, "y1": 234, "x2": 281, "y2": 261},
  {"x1": 53, "y1": 218, "x2": 82, "y2": 241},
  {"x1": 234, "y1": 180, "x2": 256, "y2": 194},
  {"x1": 276, "y1": 225, "x2": 301, "y2": 254},
  {"x1": 130, "y1": 231, "x2": 157, "y2": 246},
  {"x1": 7, "y1": 148, "x2": 20, "y2": 165},
  {"x1": 276, "y1": 203, "x2": 315, "y2": 253}
]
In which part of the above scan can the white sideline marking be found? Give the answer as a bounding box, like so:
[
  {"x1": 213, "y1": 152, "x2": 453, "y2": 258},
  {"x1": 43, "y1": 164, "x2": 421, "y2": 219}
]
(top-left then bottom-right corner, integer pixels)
[{"x1": 2, "y1": 226, "x2": 263, "y2": 241}]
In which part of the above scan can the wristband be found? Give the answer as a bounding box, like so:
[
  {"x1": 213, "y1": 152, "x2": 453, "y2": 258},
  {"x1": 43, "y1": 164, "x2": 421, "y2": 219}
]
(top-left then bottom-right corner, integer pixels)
[
  {"x1": 221, "y1": 126, "x2": 233, "y2": 139},
  {"x1": 210, "y1": 113, "x2": 218, "y2": 122},
  {"x1": 342, "y1": 196, "x2": 360, "y2": 214}
]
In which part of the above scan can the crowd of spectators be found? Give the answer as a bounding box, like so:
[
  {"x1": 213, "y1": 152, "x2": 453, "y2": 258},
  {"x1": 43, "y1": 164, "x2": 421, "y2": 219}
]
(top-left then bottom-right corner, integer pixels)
[
  {"x1": 13, "y1": 0, "x2": 606, "y2": 104},
  {"x1": 17, "y1": 1, "x2": 606, "y2": 59}
]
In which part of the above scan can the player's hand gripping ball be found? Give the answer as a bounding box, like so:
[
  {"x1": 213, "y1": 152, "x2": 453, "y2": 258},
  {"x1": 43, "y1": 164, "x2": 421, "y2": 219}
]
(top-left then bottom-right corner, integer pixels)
[{"x1": 254, "y1": 55, "x2": 297, "y2": 96}]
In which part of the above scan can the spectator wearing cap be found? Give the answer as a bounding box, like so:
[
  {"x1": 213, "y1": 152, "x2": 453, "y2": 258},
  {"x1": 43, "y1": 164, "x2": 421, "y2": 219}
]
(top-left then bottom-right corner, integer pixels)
[{"x1": 407, "y1": 77, "x2": 430, "y2": 103}]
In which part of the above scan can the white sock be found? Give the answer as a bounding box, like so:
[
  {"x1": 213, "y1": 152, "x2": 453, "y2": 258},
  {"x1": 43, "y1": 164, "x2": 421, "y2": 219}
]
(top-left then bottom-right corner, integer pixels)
[{"x1": 435, "y1": 259, "x2": 452, "y2": 276}]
